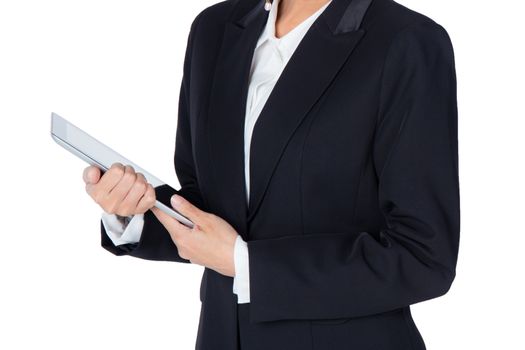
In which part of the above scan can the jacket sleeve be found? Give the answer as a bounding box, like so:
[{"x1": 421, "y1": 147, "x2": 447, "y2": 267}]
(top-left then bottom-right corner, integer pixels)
[
  {"x1": 247, "y1": 20, "x2": 460, "y2": 322},
  {"x1": 100, "y1": 11, "x2": 207, "y2": 263}
]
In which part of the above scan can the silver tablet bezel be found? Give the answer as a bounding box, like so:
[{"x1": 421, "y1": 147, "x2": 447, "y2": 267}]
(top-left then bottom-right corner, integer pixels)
[{"x1": 51, "y1": 112, "x2": 194, "y2": 228}]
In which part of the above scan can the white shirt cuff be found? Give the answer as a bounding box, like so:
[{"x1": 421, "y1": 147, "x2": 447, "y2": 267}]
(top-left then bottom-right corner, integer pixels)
[
  {"x1": 232, "y1": 235, "x2": 250, "y2": 303},
  {"x1": 101, "y1": 211, "x2": 145, "y2": 246}
]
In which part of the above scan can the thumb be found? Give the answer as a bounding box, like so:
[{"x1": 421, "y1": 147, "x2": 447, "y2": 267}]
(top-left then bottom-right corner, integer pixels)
[
  {"x1": 170, "y1": 194, "x2": 206, "y2": 225},
  {"x1": 83, "y1": 165, "x2": 101, "y2": 184}
]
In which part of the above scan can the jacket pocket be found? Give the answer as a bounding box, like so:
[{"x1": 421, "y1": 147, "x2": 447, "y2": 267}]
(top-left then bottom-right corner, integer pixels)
[
  {"x1": 310, "y1": 308, "x2": 416, "y2": 350},
  {"x1": 310, "y1": 317, "x2": 352, "y2": 325}
]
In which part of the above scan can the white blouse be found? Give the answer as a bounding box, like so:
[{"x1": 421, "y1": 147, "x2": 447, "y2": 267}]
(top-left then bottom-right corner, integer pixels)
[{"x1": 101, "y1": 0, "x2": 332, "y2": 304}]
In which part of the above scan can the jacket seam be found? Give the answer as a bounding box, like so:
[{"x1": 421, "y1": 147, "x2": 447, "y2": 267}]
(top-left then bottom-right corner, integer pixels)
[
  {"x1": 402, "y1": 307, "x2": 418, "y2": 350},
  {"x1": 298, "y1": 111, "x2": 320, "y2": 235}
]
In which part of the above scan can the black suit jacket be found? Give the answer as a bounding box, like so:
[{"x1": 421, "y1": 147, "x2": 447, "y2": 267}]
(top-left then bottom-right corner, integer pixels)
[{"x1": 101, "y1": 0, "x2": 460, "y2": 348}]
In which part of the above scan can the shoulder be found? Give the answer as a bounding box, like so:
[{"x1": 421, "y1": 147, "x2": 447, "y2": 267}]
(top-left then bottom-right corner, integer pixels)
[
  {"x1": 363, "y1": 0, "x2": 455, "y2": 75},
  {"x1": 182, "y1": 0, "x2": 238, "y2": 56},
  {"x1": 190, "y1": 0, "x2": 237, "y2": 34},
  {"x1": 365, "y1": 0, "x2": 454, "y2": 53}
]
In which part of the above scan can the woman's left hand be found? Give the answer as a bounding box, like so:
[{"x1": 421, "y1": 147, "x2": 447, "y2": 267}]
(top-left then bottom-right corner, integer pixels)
[{"x1": 151, "y1": 194, "x2": 238, "y2": 277}]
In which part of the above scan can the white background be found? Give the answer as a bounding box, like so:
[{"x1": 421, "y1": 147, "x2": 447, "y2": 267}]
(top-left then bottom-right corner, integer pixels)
[{"x1": 1, "y1": 0, "x2": 523, "y2": 349}]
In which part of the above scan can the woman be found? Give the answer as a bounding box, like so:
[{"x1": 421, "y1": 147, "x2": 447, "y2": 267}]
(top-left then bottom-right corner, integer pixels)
[{"x1": 83, "y1": 0, "x2": 460, "y2": 348}]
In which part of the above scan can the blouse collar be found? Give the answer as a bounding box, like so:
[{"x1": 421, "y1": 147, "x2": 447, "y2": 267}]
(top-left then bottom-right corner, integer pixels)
[{"x1": 255, "y1": 0, "x2": 333, "y2": 60}]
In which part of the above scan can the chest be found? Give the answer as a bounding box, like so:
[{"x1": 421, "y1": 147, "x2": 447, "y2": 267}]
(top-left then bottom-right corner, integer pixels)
[{"x1": 185, "y1": 13, "x2": 388, "y2": 233}]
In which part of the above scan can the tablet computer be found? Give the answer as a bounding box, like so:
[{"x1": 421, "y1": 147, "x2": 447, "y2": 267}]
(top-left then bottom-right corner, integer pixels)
[{"x1": 50, "y1": 112, "x2": 194, "y2": 228}]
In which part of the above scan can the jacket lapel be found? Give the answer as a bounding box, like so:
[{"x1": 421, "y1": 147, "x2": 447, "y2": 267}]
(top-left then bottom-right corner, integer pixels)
[
  {"x1": 206, "y1": 0, "x2": 374, "y2": 234},
  {"x1": 205, "y1": 0, "x2": 267, "y2": 238}
]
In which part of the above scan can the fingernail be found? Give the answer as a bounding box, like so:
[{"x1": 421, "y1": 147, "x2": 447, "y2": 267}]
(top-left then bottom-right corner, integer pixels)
[{"x1": 171, "y1": 194, "x2": 182, "y2": 207}]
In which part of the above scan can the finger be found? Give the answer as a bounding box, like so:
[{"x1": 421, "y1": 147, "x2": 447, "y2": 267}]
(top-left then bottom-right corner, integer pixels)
[
  {"x1": 151, "y1": 206, "x2": 192, "y2": 239},
  {"x1": 83, "y1": 166, "x2": 100, "y2": 184},
  {"x1": 85, "y1": 165, "x2": 106, "y2": 197},
  {"x1": 135, "y1": 183, "x2": 156, "y2": 213},
  {"x1": 105, "y1": 165, "x2": 136, "y2": 210},
  {"x1": 170, "y1": 194, "x2": 207, "y2": 226},
  {"x1": 95, "y1": 162, "x2": 126, "y2": 195},
  {"x1": 118, "y1": 172, "x2": 149, "y2": 215}
]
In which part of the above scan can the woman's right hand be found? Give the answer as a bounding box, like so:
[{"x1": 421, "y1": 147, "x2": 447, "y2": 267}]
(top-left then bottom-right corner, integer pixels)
[{"x1": 83, "y1": 162, "x2": 157, "y2": 216}]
